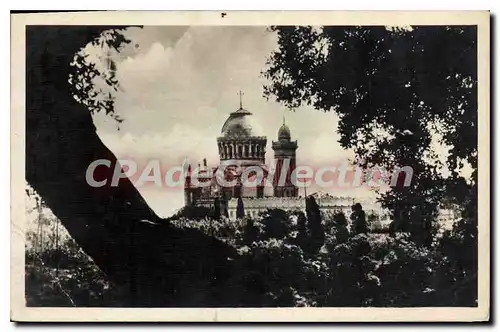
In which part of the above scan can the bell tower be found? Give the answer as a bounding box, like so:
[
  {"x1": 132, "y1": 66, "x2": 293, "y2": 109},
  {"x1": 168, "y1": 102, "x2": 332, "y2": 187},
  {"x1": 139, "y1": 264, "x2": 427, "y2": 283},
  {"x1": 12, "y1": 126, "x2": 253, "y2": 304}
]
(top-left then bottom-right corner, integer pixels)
[{"x1": 272, "y1": 117, "x2": 298, "y2": 197}]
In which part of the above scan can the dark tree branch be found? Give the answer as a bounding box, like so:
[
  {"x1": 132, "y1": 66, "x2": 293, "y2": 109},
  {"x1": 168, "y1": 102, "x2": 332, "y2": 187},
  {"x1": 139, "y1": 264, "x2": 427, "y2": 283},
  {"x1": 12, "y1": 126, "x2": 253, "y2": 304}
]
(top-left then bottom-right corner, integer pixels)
[{"x1": 26, "y1": 26, "x2": 237, "y2": 306}]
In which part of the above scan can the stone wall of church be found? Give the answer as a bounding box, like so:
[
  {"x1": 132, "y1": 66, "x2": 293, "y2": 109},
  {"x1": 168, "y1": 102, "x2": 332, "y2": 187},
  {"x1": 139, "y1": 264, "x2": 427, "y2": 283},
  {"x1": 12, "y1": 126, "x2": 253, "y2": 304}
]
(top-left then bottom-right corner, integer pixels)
[{"x1": 225, "y1": 196, "x2": 359, "y2": 220}]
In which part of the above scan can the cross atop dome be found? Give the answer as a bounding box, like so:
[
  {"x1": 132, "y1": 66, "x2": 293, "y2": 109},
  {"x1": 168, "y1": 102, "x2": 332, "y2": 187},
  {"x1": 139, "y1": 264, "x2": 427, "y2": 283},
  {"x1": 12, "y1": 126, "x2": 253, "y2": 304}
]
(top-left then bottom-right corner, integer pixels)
[{"x1": 238, "y1": 90, "x2": 244, "y2": 110}]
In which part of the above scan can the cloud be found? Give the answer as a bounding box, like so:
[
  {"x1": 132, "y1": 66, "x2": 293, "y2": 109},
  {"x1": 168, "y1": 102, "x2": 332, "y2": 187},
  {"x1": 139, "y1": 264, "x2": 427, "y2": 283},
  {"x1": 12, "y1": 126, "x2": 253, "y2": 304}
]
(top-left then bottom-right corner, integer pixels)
[{"x1": 88, "y1": 26, "x2": 361, "y2": 217}]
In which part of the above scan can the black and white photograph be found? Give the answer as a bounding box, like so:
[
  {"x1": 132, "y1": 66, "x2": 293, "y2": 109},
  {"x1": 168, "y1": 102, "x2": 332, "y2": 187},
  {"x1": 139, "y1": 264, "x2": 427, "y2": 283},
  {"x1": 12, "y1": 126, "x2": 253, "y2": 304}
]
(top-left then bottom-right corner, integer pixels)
[{"x1": 10, "y1": 11, "x2": 490, "y2": 322}]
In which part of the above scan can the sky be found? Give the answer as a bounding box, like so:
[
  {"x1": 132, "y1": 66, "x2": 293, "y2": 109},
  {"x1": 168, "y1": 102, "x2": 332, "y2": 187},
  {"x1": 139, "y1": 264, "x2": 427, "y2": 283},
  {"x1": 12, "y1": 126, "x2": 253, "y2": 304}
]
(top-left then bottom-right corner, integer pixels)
[
  {"x1": 77, "y1": 25, "x2": 481, "y2": 219},
  {"x1": 83, "y1": 26, "x2": 380, "y2": 217},
  {"x1": 21, "y1": 24, "x2": 472, "y2": 226},
  {"x1": 21, "y1": 24, "x2": 472, "y2": 233}
]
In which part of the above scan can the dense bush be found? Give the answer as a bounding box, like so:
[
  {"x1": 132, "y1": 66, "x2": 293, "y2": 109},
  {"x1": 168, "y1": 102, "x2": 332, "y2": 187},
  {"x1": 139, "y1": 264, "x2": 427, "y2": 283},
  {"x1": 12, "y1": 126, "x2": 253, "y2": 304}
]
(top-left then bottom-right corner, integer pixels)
[
  {"x1": 167, "y1": 204, "x2": 476, "y2": 307},
  {"x1": 27, "y1": 202, "x2": 476, "y2": 307},
  {"x1": 25, "y1": 237, "x2": 127, "y2": 307}
]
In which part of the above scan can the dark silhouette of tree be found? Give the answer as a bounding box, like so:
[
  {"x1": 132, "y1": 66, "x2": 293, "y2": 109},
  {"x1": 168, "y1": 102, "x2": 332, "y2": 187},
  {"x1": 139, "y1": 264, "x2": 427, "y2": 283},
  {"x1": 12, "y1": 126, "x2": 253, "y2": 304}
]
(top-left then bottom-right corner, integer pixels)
[
  {"x1": 333, "y1": 212, "x2": 350, "y2": 244},
  {"x1": 242, "y1": 219, "x2": 259, "y2": 245},
  {"x1": 213, "y1": 197, "x2": 221, "y2": 220},
  {"x1": 305, "y1": 196, "x2": 324, "y2": 254},
  {"x1": 436, "y1": 183, "x2": 478, "y2": 306},
  {"x1": 25, "y1": 25, "x2": 479, "y2": 308},
  {"x1": 261, "y1": 209, "x2": 289, "y2": 240},
  {"x1": 351, "y1": 203, "x2": 368, "y2": 235},
  {"x1": 263, "y1": 26, "x2": 477, "y2": 247},
  {"x1": 26, "y1": 26, "x2": 237, "y2": 306},
  {"x1": 236, "y1": 197, "x2": 245, "y2": 219},
  {"x1": 366, "y1": 212, "x2": 377, "y2": 226},
  {"x1": 294, "y1": 211, "x2": 309, "y2": 250},
  {"x1": 166, "y1": 205, "x2": 213, "y2": 221}
]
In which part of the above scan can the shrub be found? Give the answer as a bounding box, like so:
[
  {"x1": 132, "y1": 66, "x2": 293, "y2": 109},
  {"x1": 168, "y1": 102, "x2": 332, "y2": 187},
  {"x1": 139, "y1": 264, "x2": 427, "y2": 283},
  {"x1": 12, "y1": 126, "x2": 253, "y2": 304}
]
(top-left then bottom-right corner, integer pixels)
[{"x1": 27, "y1": 205, "x2": 476, "y2": 307}]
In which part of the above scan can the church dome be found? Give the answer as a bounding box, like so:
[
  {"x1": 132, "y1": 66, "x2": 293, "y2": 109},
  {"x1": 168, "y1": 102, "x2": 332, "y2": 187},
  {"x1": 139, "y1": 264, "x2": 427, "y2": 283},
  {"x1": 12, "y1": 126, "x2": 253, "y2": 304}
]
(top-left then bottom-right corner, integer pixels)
[
  {"x1": 278, "y1": 122, "x2": 291, "y2": 140},
  {"x1": 221, "y1": 107, "x2": 264, "y2": 138}
]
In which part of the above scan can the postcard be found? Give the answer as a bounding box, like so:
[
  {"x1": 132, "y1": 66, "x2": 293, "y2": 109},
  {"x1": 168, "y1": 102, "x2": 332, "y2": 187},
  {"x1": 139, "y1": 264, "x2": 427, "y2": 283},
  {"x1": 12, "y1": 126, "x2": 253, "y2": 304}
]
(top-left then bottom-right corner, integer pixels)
[{"x1": 11, "y1": 10, "x2": 490, "y2": 322}]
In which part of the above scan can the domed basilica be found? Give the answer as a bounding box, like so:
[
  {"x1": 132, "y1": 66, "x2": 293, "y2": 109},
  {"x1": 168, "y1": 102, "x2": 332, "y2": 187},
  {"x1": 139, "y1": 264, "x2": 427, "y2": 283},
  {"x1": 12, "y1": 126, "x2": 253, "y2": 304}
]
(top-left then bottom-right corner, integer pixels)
[{"x1": 183, "y1": 94, "x2": 356, "y2": 220}]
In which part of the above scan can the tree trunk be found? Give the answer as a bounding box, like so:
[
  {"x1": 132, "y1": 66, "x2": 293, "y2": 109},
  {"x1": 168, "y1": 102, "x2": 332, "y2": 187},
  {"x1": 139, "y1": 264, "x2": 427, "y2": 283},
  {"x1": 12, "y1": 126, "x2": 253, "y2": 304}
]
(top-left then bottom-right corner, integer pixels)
[{"x1": 25, "y1": 26, "x2": 237, "y2": 307}]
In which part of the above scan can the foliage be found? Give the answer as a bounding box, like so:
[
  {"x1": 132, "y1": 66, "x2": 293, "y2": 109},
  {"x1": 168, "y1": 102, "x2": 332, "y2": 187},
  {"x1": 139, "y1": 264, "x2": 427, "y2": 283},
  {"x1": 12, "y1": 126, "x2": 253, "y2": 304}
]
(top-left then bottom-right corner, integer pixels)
[
  {"x1": 163, "y1": 206, "x2": 475, "y2": 307},
  {"x1": 26, "y1": 236, "x2": 127, "y2": 307},
  {"x1": 351, "y1": 203, "x2": 368, "y2": 235},
  {"x1": 170, "y1": 217, "x2": 241, "y2": 245},
  {"x1": 236, "y1": 197, "x2": 245, "y2": 219},
  {"x1": 166, "y1": 205, "x2": 215, "y2": 221},
  {"x1": 69, "y1": 29, "x2": 131, "y2": 124},
  {"x1": 263, "y1": 26, "x2": 478, "y2": 246},
  {"x1": 28, "y1": 196, "x2": 476, "y2": 307},
  {"x1": 213, "y1": 197, "x2": 221, "y2": 220},
  {"x1": 26, "y1": 26, "x2": 478, "y2": 308},
  {"x1": 260, "y1": 209, "x2": 290, "y2": 240},
  {"x1": 329, "y1": 211, "x2": 350, "y2": 244},
  {"x1": 305, "y1": 196, "x2": 325, "y2": 254},
  {"x1": 435, "y1": 192, "x2": 478, "y2": 306}
]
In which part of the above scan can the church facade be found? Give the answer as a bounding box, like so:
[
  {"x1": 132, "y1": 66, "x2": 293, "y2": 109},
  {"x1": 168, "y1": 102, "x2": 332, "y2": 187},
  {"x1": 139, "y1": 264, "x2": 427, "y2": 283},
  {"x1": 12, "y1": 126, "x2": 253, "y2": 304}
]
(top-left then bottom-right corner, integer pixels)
[
  {"x1": 181, "y1": 98, "x2": 459, "y2": 229},
  {"x1": 183, "y1": 98, "x2": 364, "y2": 220}
]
